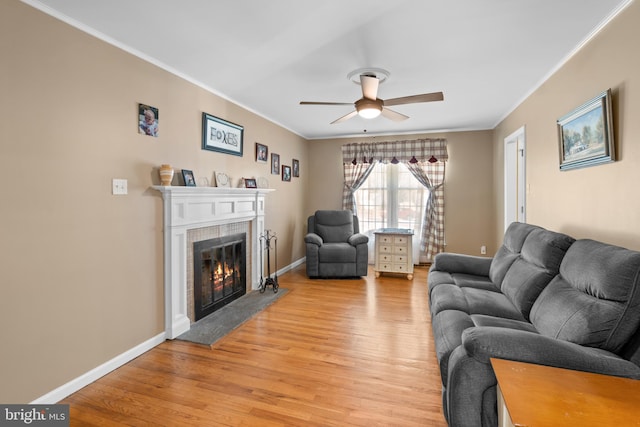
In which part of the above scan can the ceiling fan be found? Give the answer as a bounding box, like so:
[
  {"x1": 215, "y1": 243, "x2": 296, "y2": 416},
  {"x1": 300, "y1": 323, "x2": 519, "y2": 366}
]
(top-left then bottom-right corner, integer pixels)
[{"x1": 300, "y1": 73, "x2": 444, "y2": 124}]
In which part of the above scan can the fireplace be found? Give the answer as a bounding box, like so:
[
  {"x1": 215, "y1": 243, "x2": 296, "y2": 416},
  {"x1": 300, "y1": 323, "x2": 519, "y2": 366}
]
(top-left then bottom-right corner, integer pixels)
[
  {"x1": 153, "y1": 185, "x2": 273, "y2": 338},
  {"x1": 193, "y1": 233, "x2": 246, "y2": 320}
]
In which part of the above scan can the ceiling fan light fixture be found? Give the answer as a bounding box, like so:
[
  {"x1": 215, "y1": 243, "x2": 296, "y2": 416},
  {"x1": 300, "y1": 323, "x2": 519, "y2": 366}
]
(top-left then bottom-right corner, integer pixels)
[
  {"x1": 358, "y1": 107, "x2": 382, "y2": 119},
  {"x1": 355, "y1": 98, "x2": 382, "y2": 119}
]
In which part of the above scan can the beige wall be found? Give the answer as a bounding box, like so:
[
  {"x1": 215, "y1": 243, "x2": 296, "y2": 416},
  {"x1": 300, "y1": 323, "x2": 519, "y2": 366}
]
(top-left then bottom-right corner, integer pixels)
[
  {"x1": 10, "y1": 0, "x2": 637, "y2": 405},
  {"x1": 493, "y1": 1, "x2": 640, "y2": 250},
  {"x1": 0, "y1": 1, "x2": 307, "y2": 402},
  {"x1": 307, "y1": 130, "x2": 496, "y2": 256}
]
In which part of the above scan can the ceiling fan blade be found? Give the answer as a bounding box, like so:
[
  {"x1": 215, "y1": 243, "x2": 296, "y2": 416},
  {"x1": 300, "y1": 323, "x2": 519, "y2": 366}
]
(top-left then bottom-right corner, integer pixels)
[
  {"x1": 331, "y1": 110, "x2": 358, "y2": 124},
  {"x1": 381, "y1": 107, "x2": 409, "y2": 122},
  {"x1": 360, "y1": 75, "x2": 379, "y2": 100},
  {"x1": 384, "y1": 91, "x2": 444, "y2": 106},
  {"x1": 300, "y1": 101, "x2": 353, "y2": 106}
]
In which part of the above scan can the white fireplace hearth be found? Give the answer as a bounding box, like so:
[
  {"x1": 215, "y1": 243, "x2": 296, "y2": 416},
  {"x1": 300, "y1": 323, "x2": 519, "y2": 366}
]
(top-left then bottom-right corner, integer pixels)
[{"x1": 152, "y1": 186, "x2": 274, "y2": 338}]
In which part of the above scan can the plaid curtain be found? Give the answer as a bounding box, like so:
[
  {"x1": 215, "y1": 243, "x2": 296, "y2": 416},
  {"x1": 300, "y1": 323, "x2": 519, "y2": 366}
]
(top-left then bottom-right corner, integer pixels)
[
  {"x1": 342, "y1": 162, "x2": 376, "y2": 213},
  {"x1": 342, "y1": 138, "x2": 448, "y2": 260},
  {"x1": 341, "y1": 143, "x2": 377, "y2": 212},
  {"x1": 406, "y1": 161, "x2": 446, "y2": 261}
]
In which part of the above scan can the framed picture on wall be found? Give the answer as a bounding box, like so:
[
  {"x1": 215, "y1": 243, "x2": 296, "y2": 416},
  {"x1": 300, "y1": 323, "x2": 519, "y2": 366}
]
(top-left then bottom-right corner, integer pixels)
[
  {"x1": 282, "y1": 165, "x2": 291, "y2": 182},
  {"x1": 256, "y1": 142, "x2": 268, "y2": 163},
  {"x1": 292, "y1": 159, "x2": 300, "y2": 177},
  {"x1": 202, "y1": 112, "x2": 244, "y2": 156},
  {"x1": 138, "y1": 103, "x2": 159, "y2": 137},
  {"x1": 271, "y1": 153, "x2": 280, "y2": 175},
  {"x1": 557, "y1": 89, "x2": 615, "y2": 171}
]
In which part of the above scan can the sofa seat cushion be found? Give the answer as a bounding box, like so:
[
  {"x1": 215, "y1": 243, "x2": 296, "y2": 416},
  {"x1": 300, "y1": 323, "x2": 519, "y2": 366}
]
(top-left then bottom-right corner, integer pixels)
[
  {"x1": 470, "y1": 314, "x2": 539, "y2": 333},
  {"x1": 531, "y1": 239, "x2": 640, "y2": 353},
  {"x1": 430, "y1": 284, "x2": 525, "y2": 320},
  {"x1": 318, "y1": 243, "x2": 356, "y2": 263},
  {"x1": 428, "y1": 271, "x2": 498, "y2": 296},
  {"x1": 432, "y1": 310, "x2": 475, "y2": 385}
]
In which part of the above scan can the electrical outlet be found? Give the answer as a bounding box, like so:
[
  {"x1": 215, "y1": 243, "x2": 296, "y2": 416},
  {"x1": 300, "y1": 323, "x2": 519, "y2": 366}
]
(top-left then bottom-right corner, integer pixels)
[
  {"x1": 480, "y1": 245, "x2": 487, "y2": 255},
  {"x1": 112, "y1": 179, "x2": 128, "y2": 195}
]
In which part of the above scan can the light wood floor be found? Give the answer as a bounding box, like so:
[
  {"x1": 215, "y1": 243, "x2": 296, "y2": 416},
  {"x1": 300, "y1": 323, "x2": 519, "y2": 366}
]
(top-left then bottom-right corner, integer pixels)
[{"x1": 61, "y1": 265, "x2": 447, "y2": 426}]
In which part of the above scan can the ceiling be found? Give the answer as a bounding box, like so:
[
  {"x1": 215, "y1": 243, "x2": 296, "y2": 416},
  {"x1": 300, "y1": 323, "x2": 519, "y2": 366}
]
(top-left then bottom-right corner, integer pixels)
[{"x1": 27, "y1": 0, "x2": 630, "y2": 140}]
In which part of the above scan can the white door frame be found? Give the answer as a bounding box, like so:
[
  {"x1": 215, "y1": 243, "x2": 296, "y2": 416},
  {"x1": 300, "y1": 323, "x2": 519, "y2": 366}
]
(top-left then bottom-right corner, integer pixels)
[{"x1": 504, "y1": 126, "x2": 526, "y2": 231}]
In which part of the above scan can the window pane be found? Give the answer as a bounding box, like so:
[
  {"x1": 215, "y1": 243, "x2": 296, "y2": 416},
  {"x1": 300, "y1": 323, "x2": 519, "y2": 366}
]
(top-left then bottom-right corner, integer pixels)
[{"x1": 355, "y1": 163, "x2": 428, "y2": 233}]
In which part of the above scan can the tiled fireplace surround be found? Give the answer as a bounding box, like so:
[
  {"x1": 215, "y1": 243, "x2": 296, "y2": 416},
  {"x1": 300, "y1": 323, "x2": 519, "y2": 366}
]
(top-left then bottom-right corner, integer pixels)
[{"x1": 153, "y1": 186, "x2": 273, "y2": 338}]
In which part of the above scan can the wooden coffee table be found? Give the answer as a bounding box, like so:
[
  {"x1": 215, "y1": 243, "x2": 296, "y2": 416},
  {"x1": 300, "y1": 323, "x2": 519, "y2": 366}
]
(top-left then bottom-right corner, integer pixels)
[{"x1": 491, "y1": 358, "x2": 640, "y2": 427}]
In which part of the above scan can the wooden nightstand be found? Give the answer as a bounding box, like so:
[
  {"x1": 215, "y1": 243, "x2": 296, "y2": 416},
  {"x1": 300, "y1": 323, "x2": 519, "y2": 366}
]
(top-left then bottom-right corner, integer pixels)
[
  {"x1": 374, "y1": 228, "x2": 414, "y2": 280},
  {"x1": 491, "y1": 358, "x2": 640, "y2": 427}
]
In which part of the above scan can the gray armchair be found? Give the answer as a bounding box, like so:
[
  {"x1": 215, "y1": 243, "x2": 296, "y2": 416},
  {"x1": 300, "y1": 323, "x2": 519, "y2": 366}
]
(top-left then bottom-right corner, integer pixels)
[{"x1": 304, "y1": 210, "x2": 369, "y2": 278}]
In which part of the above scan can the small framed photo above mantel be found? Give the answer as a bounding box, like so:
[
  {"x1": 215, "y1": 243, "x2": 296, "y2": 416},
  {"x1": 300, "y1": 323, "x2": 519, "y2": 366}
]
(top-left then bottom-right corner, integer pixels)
[
  {"x1": 271, "y1": 153, "x2": 280, "y2": 175},
  {"x1": 255, "y1": 142, "x2": 268, "y2": 163},
  {"x1": 282, "y1": 165, "x2": 291, "y2": 182},
  {"x1": 292, "y1": 159, "x2": 300, "y2": 177},
  {"x1": 243, "y1": 178, "x2": 257, "y2": 188},
  {"x1": 138, "y1": 103, "x2": 159, "y2": 137},
  {"x1": 557, "y1": 89, "x2": 615, "y2": 171},
  {"x1": 202, "y1": 112, "x2": 244, "y2": 156}
]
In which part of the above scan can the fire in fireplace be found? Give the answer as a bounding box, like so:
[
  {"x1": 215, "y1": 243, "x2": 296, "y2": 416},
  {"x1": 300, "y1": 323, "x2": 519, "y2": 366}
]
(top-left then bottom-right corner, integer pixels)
[{"x1": 193, "y1": 233, "x2": 246, "y2": 321}]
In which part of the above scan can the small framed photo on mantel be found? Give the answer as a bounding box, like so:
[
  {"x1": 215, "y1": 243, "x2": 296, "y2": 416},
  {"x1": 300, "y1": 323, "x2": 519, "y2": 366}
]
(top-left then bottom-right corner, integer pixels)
[
  {"x1": 181, "y1": 169, "x2": 196, "y2": 187},
  {"x1": 244, "y1": 178, "x2": 257, "y2": 188}
]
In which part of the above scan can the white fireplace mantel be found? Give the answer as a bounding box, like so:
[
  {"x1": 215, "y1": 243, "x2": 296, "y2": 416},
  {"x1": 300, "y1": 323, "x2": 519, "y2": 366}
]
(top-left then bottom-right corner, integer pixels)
[{"x1": 152, "y1": 186, "x2": 274, "y2": 338}]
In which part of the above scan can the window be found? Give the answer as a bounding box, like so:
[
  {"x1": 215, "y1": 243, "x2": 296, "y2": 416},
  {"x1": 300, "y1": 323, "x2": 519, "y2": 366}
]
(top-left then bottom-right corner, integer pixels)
[{"x1": 355, "y1": 162, "x2": 429, "y2": 262}]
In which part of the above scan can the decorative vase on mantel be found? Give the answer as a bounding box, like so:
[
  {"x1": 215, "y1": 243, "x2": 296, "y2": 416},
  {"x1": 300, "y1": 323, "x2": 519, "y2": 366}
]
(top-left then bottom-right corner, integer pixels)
[{"x1": 159, "y1": 164, "x2": 174, "y2": 186}]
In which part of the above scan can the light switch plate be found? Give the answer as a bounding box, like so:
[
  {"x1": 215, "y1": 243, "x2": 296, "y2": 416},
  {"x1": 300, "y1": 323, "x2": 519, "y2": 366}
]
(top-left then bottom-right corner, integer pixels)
[{"x1": 112, "y1": 179, "x2": 128, "y2": 195}]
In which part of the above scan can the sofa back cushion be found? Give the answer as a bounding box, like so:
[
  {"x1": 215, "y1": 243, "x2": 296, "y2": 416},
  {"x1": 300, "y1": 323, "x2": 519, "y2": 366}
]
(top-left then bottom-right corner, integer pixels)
[
  {"x1": 501, "y1": 228, "x2": 575, "y2": 319},
  {"x1": 530, "y1": 239, "x2": 640, "y2": 353},
  {"x1": 312, "y1": 210, "x2": 355, "y2": 243},
  {"x1": 489, "y1": 222, "x2": 540, "y2": 287}
]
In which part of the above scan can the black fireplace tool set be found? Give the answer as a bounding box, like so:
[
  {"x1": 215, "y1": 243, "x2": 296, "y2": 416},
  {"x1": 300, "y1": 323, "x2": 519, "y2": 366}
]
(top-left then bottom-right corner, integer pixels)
[{"x1": 259, "y1": 230, "x2": 278, "y2": 293}]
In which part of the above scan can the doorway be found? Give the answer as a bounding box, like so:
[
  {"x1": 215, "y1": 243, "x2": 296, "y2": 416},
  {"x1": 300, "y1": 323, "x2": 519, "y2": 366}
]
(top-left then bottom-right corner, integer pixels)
[{"x1": 504, "y1": 126, "x2": 526, "y2": 231}]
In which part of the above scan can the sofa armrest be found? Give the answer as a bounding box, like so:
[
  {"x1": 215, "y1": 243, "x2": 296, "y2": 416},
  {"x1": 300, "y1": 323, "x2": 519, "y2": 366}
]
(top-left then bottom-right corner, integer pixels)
[
  {"x1": 304, "y1": 233, "x2": 323, "y2": 246},
  {"x1": 462, "y1": 327, "x2": 640, "y2": 379},
  {"x1": 431, "y1": 253, "x2": 492, "y2": 277},
  {"x1": 348, "y1": 233, "x2": 369, "y2": 246}
]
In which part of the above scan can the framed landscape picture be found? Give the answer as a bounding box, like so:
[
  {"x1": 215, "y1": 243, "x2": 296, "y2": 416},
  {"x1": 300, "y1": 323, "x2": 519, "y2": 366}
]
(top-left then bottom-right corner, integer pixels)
[
  {"x1": 202, "y1": 113, "x2": 244, "y2": 156},
  {"x1": 557, "y1": 89, "x2": 615, "y2": 171}
]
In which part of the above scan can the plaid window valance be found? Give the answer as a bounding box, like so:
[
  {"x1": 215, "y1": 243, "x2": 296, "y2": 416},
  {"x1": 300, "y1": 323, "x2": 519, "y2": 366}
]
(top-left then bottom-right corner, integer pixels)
[{"x1": 342, "y1": 138, "x2": 448, "y2": 164}]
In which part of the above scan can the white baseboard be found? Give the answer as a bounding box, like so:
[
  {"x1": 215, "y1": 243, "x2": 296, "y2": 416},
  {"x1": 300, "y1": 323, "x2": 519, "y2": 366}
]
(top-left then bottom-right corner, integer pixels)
[
  {"x1": 273, "y1": 257, "x2": 305, "y2": 278},
  {"x1": 31, "y1": 332, "x2": 166, "y2": 404},
  {"x1": 29, "y1": 258, "x2": 306, "y2": 404}
]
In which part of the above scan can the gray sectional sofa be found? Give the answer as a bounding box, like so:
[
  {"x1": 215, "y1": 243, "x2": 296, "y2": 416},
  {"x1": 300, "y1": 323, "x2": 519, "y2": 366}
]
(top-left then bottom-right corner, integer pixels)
[{"x1": 428, "y1": 222, "x2": 640, "y2": 427}]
